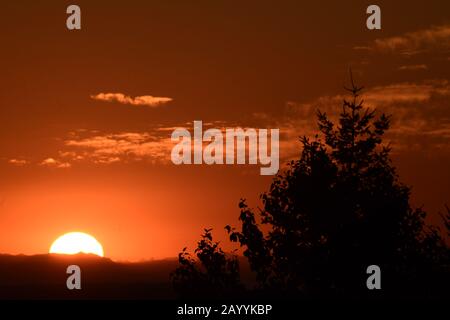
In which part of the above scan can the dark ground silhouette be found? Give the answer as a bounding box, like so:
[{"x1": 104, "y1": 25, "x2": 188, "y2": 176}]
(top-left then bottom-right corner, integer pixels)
[
  {"x1": 0, "y1": 254, "x2": 177, "y2": 299},
  {"x1": 0, "y1": 253, "x2": 254, "y2": 299}
]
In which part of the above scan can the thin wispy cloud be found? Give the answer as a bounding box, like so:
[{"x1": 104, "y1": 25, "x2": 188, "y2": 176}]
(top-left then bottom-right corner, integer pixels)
[
  {"x1": 398, "y1": 64, "x2": 428, "y2": 71},
  {"x1": 61, "y1": 81, "x2": 450, "y2": 167},
  {"x1": 40, "y1": 158, "x2": 71, "y2": 168},
  {"x1": 354, "y1": 24, "x2": 450, "y2": 55},
  {"x1": 8, "y1": 159, "x2": 29, "y2": 166},
  {"x1": 91, "y1": 93, "x2": 173, "y2": 107},
  {"x1": 54, "y1": 121, "x2": 259, "y2": 166},
  {"x1": 6, "y1": 157, "x2": 70, "y2": 168},
  {"x1": 64, "y1": 131, "x2": 173, "y2": 164},
  {"x1": 276, "y1": 80, "x2": 450, "y2": 159},
  {"x1": 10, "y1": 78, "x2": 450, "y2": 169}
]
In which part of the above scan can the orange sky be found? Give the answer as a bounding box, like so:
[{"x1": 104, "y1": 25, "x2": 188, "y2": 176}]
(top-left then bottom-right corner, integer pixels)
[{"x1": 0, "y1": 1, "x2": 449, "y2": 261}]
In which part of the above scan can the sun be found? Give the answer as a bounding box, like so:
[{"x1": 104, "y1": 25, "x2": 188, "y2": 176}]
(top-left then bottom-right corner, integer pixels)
[{"x1": 49, "y1": 232, "x2": 104, "y2": 257}]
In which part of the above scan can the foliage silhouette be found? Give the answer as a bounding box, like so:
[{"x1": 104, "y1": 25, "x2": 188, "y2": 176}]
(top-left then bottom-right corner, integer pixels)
[
  {"x1": 173, "y1": 78, "x2": 449, "y2": 298},
  {"x1": 171, "y1": 228, "x2": 243, "y2": 298}
]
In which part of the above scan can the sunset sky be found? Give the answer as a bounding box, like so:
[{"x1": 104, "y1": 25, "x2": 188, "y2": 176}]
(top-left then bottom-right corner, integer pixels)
[{"x1": 0, "y1": 0, "x2": 449, "y2": 261}]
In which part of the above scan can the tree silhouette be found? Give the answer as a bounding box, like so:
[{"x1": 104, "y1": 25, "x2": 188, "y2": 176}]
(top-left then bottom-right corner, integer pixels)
[
  {"x1": 442, "y1": 205, "x2": 450, "y2": 238},
  {"x1": 173, "y1": 78, "x2": 449, "y2": 298}
]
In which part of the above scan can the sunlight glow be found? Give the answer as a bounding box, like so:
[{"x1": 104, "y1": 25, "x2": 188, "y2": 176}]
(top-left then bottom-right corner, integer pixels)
[{"x1": 49, "y1": 232, "x2": 104, "y2": 257}]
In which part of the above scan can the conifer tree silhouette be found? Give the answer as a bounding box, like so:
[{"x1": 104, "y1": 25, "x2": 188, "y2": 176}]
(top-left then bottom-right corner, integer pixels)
[{"x1": 174, "y1": 76, "x2": 449, "y2": 298}]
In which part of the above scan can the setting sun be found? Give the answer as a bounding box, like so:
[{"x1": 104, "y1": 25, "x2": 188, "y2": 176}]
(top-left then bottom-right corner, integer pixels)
[{"x1": 49, "y1": 232, "x2": 104, "y2": 257}]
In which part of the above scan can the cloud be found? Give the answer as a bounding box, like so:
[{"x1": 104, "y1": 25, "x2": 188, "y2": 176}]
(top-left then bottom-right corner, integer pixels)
[
  {"x1": 356, "y1": 24, "x2": 450, "y2": 54},
  {"x1": 64, "y1": 131, "x2": 174, "y2": 164},
  {"x1": 8, "y1": 159, "x2": 29, "y2": 166},
  {"x1": 59, "y1": 121, "x2": 264, "y2": 166},
  {"x1": 40, "y1": 158, "x2": 71, "y2": 168},
  {"x1": 7, "y1": 157, "x2": 71, "y2": 168},
  {"x1": 287, "y1": 80, "x2": 449, "y2": 112},
  {"x1": 398, "y1": 64, "x2": 428, "y2": 71},
  {"x1": 91, "y1": 93, "x2": 172, "y2": 107},
  {"x1": 11, "y1": 79, "x2": 450, "y2": 170},
  {"x1": 277, "y1": 79, "x2": 450, "y2": 158},
  {"x1": 74, "y1": 86, "x2": 450, "y2": 166},
  {"x1": 364, "y1": 81, "x2": 450, "y2": 105}
]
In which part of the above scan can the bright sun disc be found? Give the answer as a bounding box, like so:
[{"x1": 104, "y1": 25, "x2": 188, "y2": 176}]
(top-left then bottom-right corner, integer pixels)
[{"x1": 49, "y1": 232, "x2": 104, "y2": 257}]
